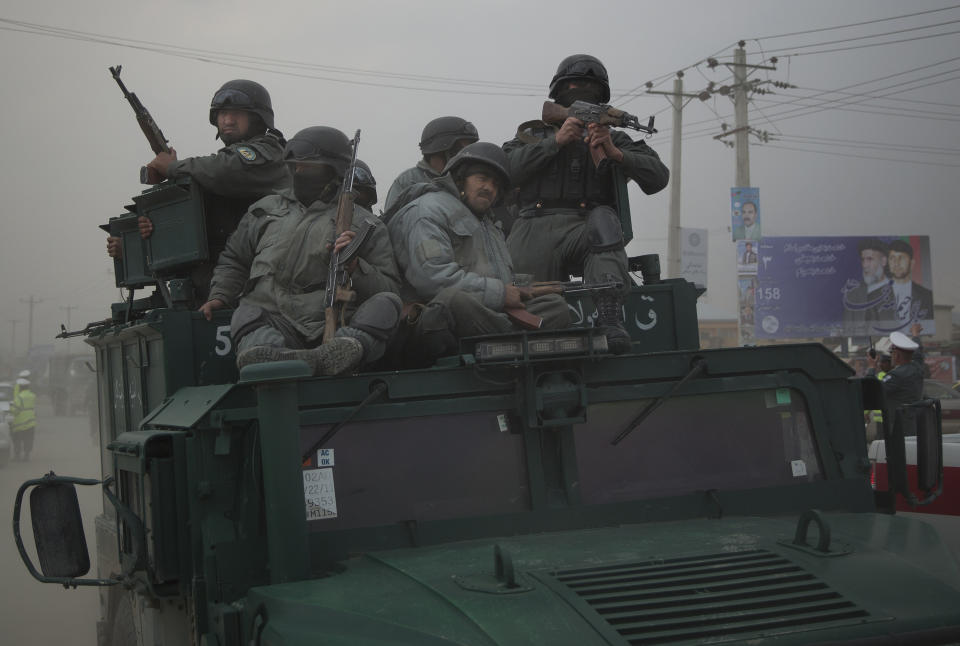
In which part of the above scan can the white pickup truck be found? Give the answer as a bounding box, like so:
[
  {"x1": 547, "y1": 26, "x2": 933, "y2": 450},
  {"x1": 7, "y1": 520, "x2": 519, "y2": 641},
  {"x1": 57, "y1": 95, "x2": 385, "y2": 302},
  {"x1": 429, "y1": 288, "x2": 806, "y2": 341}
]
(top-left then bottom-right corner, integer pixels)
[{"x1": 870, "y1": 433, "x2": 960, "y2": 515}]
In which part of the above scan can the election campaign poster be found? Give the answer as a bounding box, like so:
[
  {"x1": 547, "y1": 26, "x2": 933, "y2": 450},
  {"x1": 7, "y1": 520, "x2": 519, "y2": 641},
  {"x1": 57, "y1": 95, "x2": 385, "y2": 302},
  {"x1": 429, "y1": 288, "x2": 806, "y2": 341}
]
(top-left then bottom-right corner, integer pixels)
[
  {"x1": 680, "y1": 227, "x2": 708, "y2": 289},
  {"x1": 751, "y1": 236, "x2": 934, "y2": 339},
  {"x1": 731, "y1": 187, "x2": 761, "y2": 241}
]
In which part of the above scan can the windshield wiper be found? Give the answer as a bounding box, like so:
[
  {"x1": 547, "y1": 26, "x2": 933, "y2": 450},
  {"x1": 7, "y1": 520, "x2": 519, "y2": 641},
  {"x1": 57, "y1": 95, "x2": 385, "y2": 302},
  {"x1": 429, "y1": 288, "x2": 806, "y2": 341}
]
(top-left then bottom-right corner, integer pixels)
[{"x1": 611, "y1": 357, "x2": 707, "y2": 445}]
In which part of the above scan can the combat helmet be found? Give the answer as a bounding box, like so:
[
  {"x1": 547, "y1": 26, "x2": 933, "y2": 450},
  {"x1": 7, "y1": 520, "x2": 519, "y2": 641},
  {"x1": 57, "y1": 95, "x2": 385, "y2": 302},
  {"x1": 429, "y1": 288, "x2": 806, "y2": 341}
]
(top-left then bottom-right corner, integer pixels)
[
  {"x1": 549, "y1": 54, "x2": 610, "y2": 103},
  {"x1": 419, "y1": 117, "x2": 479, "y2": 156},
  {"x1": 283, "y1": 127, "x2": 353, "y2": 177},
  {"x1": 443, "y1": 142, "x2": 511, "y2": 199},
  {"x1": 209, "y1": 80, "x2": 275, "y2": 129},
  {"x1": 352, "y1": 159, "x2": 378, "y2": 206}
]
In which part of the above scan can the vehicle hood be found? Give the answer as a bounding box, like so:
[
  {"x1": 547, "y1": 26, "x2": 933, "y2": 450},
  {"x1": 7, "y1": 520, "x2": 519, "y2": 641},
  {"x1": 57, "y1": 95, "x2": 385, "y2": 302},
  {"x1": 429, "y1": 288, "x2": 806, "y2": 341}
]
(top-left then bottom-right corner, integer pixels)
[{"x1": 245, "y1": 513, "x2": 960, "y2": 645}]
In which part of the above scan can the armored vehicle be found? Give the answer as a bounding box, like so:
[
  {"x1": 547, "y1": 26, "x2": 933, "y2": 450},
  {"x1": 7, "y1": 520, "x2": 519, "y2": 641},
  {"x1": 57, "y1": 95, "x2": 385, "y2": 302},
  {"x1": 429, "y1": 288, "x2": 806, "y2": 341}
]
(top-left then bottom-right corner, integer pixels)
[{"x1": 14, "y1": 177, "x2": 960, "y2": 645}]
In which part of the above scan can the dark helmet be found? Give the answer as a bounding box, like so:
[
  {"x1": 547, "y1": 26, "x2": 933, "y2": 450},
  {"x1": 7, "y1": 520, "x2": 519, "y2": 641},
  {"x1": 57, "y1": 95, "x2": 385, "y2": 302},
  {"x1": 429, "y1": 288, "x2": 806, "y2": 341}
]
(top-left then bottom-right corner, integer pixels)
[
  {"x1": 353, "y1": 159, "x2": 377, "y2": 205},
  {"x1": 283, "y1": 127, "x2": 353, "y2": 177},
  {"x1": 442, "y1": 142, "x2": 511, "y2": 192},
  {"x1": 548, "y1": 54, "x2": 610, "y2": 103},
  {"x1": 419, "y1": 116, "x2": 479, "y2": 155},
  {"x1": 209, "y1": 80, "x2": 275, "y2": 129}
]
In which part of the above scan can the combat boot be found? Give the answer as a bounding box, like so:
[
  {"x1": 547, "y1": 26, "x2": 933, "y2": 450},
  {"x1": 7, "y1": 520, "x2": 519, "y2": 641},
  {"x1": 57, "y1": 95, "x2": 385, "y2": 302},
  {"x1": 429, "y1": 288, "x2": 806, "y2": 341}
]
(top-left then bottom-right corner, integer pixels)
[
  {"x1": 595, "y1": 291, "x2": 632, "y2": 355},
  {"x1": 236, "y1": 337, "x2": 364, "y2": 376}
]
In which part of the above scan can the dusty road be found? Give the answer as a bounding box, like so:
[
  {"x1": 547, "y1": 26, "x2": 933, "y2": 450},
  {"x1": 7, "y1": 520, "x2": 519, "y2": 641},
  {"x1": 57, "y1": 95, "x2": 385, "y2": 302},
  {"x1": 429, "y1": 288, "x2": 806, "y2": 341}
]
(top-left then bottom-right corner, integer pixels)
[{"x1": 1, "y1": 403, "x2": 100, "y2": 646}]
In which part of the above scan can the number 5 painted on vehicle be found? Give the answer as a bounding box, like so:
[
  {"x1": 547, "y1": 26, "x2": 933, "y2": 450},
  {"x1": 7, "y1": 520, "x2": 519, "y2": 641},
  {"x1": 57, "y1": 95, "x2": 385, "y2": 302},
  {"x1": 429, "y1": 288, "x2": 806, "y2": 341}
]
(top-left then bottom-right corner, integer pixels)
[{"x1": 215, "y1": 325, "x2": 232, "y2": 356}]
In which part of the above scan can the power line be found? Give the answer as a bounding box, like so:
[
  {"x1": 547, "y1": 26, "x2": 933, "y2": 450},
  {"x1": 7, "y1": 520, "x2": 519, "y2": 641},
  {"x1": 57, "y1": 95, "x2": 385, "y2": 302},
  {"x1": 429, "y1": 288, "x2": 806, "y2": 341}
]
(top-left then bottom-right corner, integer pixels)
[
  {"x1": 765, "y1": 17, "x2": 960, "y2": 54},
  {"x1": 774, "y1": 134, "x2": 960, "y2": 155},
  {"x1": 764, "y1": 27, "x2": 960, "y2": 58},
  {"x1": 763, "y1": 143, "x2": 960, "y2": 167},
  {"x1": 755, "y1": 4, "x2": 960, "y2": 40}
]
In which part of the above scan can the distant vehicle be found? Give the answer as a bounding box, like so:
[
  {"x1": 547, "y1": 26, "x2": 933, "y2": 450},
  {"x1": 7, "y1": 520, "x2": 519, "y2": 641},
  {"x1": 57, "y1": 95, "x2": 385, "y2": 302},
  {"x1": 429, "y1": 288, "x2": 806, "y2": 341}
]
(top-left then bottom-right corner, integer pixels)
[
  {"x1": 45, "y1": 354, "x2": 96, "y2": 416},
  {"x1": 0, "y1": 382, "x2": 12, "y2": 467},
  {"x1": 0, "y1": 380, "x2": 13, "y2": 404},
  {"x1": 925, "y1": 379, "x2": 960, "y2": 434}
]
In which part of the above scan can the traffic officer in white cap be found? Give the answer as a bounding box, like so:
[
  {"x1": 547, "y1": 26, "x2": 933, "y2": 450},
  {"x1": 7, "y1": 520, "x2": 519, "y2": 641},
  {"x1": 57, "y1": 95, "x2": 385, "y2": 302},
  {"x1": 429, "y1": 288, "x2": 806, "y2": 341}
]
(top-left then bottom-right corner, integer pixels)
[{"x1": 881, "y1": 330, "x2": 924, "y2": 423}]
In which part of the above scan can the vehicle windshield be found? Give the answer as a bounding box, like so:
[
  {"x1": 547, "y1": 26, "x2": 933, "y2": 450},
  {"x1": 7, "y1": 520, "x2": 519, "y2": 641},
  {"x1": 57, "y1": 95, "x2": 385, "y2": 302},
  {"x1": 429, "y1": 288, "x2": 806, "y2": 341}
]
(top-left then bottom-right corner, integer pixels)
[
  {"x1": 300, "y1": 387, "x2": 822, "y2": 532},
  {"x1": 574, "y1": 387, "x2": 822, "y2": 504}
]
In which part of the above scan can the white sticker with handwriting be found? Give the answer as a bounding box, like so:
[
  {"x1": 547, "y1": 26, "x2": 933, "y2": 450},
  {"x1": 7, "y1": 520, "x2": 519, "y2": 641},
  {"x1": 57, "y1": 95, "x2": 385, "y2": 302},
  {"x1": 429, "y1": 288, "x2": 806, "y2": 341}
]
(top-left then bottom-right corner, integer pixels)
[
  {"x1": 303, "y1": 468, "x2": 337, "y2": 520},
  {"x1": 791, "y1": 460, "x2": 807, "y2": 477}
]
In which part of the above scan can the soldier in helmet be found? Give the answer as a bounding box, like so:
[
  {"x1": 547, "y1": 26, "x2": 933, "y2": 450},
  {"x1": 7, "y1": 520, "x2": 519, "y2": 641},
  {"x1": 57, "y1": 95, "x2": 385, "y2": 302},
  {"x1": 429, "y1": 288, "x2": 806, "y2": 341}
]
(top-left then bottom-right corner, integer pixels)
[
  {"x1": 107, "y1": 79, "x2": 292, "y2": 299},
  {"x1": 200, "y1": 126, "x2": 402, "y2": 376},
  {"x1": 388, "y1": 142, "x2": 569, "y2": 367},
  {"x1": 503, "y1": 55, "x2": 669, "y2": 354},
  {"x1": 382, "y1": 116, "x2": 479, "y2": 217},
  {"x1": 352, "y1": 159, "x2": 378, "y2": 211}
]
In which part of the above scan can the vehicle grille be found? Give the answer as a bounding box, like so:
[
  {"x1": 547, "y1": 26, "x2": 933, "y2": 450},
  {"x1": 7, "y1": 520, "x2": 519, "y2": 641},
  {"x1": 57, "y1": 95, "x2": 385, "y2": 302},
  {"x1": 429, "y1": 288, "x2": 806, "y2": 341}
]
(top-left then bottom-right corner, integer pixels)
[{"x1": 548, "y1": 549, "x2": 869, "y2": 644}]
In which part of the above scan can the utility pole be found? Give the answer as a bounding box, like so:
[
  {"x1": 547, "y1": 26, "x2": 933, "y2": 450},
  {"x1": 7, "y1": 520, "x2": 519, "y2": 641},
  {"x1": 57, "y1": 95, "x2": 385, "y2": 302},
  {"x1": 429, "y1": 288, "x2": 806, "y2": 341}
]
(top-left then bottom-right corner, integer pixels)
[
  {"x1": 709, "y1": 42, "x2": 778, "y2": 186},
  {"x1": 8, "y1": 319, "x2": 19, "y2": 359},
  {"x1": 733, "y1": 45, "x2": 750, "y2": 187},
  {"x1": 646, "y1": 72, "x2": 702, "y2": 278},
  {"x1": 20, "y1": 295, "x2": 42, "y2": 352}
]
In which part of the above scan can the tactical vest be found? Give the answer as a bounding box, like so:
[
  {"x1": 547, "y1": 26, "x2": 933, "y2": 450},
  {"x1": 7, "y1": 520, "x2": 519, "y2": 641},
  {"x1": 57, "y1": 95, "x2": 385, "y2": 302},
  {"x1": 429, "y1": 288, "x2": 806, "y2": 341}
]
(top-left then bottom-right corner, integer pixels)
[{"x1": 517, "y1": 124, "x2": 616, "y2": 210}]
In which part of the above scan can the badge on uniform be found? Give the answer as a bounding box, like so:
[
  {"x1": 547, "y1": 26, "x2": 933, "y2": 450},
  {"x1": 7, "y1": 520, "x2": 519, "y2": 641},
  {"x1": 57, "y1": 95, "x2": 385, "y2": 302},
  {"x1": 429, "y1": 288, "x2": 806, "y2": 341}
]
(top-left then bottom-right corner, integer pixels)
[{"x1": 237, "y1": 146, "x2": 258, "y2": 162}]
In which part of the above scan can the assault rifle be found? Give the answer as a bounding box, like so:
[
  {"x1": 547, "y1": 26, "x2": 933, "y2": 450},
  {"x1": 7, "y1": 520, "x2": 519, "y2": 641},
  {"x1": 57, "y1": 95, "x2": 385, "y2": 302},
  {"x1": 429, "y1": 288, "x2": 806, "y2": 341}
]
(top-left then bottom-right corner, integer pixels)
[
  {"x1": 506, "y1": 279, "x2": 624, "y2": 330},
  {"x1": 323, "y1": 130, "x2": 373, "y2": 344},
  {"x1": 542, "y1": 100, "x2": 656, "y2": 168},
  {"x1": 109, "y1": 65, "x2": 172, "y2": 184}
]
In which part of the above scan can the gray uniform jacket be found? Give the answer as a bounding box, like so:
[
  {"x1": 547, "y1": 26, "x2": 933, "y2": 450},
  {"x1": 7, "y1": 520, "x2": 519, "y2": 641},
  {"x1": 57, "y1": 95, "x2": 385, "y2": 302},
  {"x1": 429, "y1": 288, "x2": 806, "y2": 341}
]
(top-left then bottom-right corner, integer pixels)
[
  {"x1": 383, "y1": 160, "x2": 441, "y2": 216},
  {"x1": 209, "y1": 188, "x2": 400, "y2": 343},
  {"x1": 882, "y1": 337, "x2": 925, "y2": 416},
  {"x1": 388, "y1": 176, "x2": 513, "y2": 310},
  {"x1": 166, "y1": 131, "x2": 292, "y2": 199},
  {"x1": 503, "y1": 127, "x2": 668, "y2": 206}
]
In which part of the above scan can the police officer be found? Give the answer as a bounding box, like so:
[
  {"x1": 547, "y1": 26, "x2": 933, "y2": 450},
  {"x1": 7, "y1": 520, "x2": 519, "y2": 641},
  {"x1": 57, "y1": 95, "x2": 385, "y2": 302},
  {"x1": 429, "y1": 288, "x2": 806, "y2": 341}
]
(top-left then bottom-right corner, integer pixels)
[
  {"x1": 10, "y1": 377, "x2": 36, "y2": 461},
  {"x1": 200, "y1": 126, "x2": 401, "y2": 376},
  {"x1": 881, "y1": 331, "x2": 924, "y2": 425},
  {"x1": 383, "y1": 116, "x2": 479, "y2": 217},
  {"x1": 388, "y1": 142, "x2": 569, "y2": 366},
  {"x1": 503, "y1": 55, "x2": 669, "y2": 354},
  {"x1": 107, "y1": 80, "x2": 292, "y2": 299},
  {"x1": 352, "y1": 160, "x2": 378, "y2": 211}
]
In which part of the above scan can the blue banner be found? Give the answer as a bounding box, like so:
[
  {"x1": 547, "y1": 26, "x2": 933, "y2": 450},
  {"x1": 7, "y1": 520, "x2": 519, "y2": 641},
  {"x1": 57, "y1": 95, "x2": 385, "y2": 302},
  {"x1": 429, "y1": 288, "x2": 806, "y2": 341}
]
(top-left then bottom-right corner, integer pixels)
[{"x1": 753, "y1": 236, "x2": 934, "y2": 339}]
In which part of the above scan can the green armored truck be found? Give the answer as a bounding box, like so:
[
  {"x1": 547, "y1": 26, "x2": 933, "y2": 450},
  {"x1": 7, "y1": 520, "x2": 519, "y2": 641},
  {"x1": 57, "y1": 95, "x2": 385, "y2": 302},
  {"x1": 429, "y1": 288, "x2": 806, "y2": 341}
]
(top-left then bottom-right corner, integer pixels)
[{"x1": 14, "y1": 177, "x2": 960, "y2": 645}]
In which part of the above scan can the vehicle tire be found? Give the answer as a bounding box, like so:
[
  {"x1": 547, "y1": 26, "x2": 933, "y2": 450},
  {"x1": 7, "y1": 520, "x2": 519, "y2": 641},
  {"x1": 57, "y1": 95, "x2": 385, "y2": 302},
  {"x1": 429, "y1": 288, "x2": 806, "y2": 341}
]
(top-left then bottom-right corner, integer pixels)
[{"x1": 107, "y1": 592, "x2": 138, "y2": 646}]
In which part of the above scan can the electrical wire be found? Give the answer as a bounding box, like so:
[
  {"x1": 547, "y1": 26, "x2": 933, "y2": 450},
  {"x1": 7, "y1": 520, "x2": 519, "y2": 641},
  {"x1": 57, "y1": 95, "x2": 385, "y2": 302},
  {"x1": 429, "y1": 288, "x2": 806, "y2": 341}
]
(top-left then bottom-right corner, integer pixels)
[{"x1": 755, "y1": 4, "x2": 960, "y2": 40}]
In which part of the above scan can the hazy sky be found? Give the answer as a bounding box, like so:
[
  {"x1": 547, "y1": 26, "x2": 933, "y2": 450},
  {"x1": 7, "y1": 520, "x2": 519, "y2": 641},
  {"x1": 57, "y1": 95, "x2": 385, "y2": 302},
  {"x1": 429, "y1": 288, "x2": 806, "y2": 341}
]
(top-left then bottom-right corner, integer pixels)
[{"x1": 1, "y1": 0, "x2": 958, "y2": 359}]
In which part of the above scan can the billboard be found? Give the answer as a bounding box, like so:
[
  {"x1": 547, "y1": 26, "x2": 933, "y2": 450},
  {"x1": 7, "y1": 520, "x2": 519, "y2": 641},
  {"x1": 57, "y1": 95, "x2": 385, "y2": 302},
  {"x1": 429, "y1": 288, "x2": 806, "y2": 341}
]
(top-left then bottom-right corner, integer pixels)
[{"x1": 751, "y1": 235, "x2": 934, "y2": 339}]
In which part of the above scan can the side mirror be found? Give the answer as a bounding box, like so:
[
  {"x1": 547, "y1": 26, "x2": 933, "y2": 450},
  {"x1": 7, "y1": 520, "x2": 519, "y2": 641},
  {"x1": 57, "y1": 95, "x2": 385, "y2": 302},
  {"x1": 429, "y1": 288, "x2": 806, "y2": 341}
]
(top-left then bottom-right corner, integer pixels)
[
  {"x1": 13, "y1": 472, "x2": 118, "y2": 587},
  {"x1": 885, "y1": 399, "x2": 943, "y2": 506}
]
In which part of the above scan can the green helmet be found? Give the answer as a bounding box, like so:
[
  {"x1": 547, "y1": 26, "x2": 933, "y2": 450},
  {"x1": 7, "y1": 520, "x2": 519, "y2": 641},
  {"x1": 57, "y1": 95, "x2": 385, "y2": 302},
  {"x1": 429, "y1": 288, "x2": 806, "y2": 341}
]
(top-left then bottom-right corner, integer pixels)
[
  {"x1": 548, "y1": 54, "x2": 610, "y2": 103},
  {"x1": 443, "y1": 142, "x2": 511, "y2": 192},
  {"x1": 283, "y1": 127, "x2": 353, "y2": 177},
  {"x1": 209, "y1": 80, "x2": 275, "y2": 129},
  {"x1": 419, "y1": 116, "x2": 479, "y2": 155}
]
